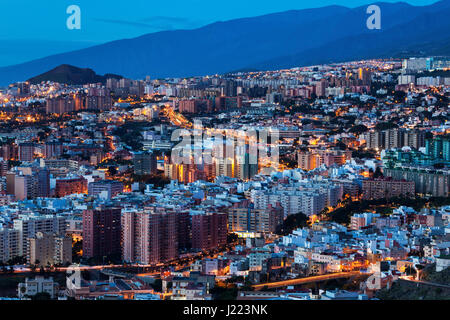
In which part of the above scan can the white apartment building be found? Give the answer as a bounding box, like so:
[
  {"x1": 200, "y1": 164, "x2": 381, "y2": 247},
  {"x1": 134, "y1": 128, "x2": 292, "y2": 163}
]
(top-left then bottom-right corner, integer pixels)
[
  {"x1": 248, "y1": 251, "x2": 272, "y2": 271},
  {"x1": 28, "y1": 232, "x2": 72, "y2": 266},
  {"x1": 13, "y1": 215, "x2": 66, "y2": 256},
  {"x1": 250, "y1": 182, "x2": 342, "y2": 216},
  {"x1": 18, "y1": 276, "x2": 59, "y2": 299},
  {"x1": 0, "y1": 228, "x2": 20, "y2": 263}
]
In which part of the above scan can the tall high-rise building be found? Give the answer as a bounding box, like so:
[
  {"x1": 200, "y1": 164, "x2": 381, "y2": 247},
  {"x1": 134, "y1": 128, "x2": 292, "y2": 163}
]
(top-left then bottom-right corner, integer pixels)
[
  {"x1": 1, "y1": 143, "x2": 18, "y2": 161},
  {"x1": 7, "y1": 167, "x2": 50, "y2": 200},
  {"x1": 298, "y1": 151, "x2": 319, "y2": 171},
  {"x1": 177, "y1": 210, "x2": 191, "y2": 251},
  {"x1": 0, "y1": 228, "x2": 20, "y2": 263},
  {"x1": 228, "y1": 203, "x2": 283, "y2": 234},
  {"x1": 13, "y1": 174, "x2": 33, "y2": 201},
  {"x1": 178, "y1": 99, "x2": 213, "y2": 113},
  {"x1": 191, "y1": 212, "x2": 227, "y2": 251},
  {"x1": 315, "y1": 79, "x2": 328, "y2": 98},
  {"x1": 17, "y1": 82, "x2": 30, "y2": 96},
  {"x1": 28, "y1": 232, "x2": 72, "y2": 266},
  {"x1": 402, "y1": 57, "x2": 429, "y2": 72},
  {"x1": 121, "y1": 209, "x2": 178, "y2": 264},
  {"x1": 44, "y1": 141, "x2": 63, "y2": 159},
  {"x1": 36, "y1": 168, "x2": 50, "y2": 198},
  {"x1": 13, "y1": 215, "x2": 66, "y2": 257},
  {"x1": 214, "y1": 96, "x2": 242, "y2": 111},
  {"x1": 46, "y1": 91, "x2": 111, "y2": 114},
  {"x1": 18, "y1": 143, "x2": 34, "y2": 162},
  {"x1": 223, "y1": 80, "x2": 237, "y2": 97},
  {"x1": 363, "y1": 129, "x2": 426, "y2": 151},
  {"x1": 82, "y1": 207, "x2": 121, "y2": 259},
  {"x1": 384, "y1": 166, "x2": 449, "y2": 197},
  {"x1": 46, "y1": 95, "x2": 80, "y2": 114},
  {"x1": 426, "y1": 135, "x2": 450, "y2": 161},
  {"x1": 88, "y1": 180, "x2": 123, "y2": 199},
  {"x1": 358, "y1": 67, "x2": 372, "y2": 85},
  {"x1": 55, "y1": 176, "x2": 88, "y2": 197},
  {"x1": 235, "y1": 144, "x2": 258, "y2": 181},
  {"x1": 362, "y1": 178, "x2": 415, "y2": 200},
  {"x1": 404, "y1": 130, "x2": 426, "y2": 150},
  {"x1": 133, "y1": 152, "x2": 157, "y2": 176}
]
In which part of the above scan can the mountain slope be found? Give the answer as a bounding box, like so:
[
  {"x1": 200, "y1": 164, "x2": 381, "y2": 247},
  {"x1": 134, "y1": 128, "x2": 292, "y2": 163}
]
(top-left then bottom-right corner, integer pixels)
[
  {"x1": 27, "y1": 64, "x2": 123, "y2": 85},
  {"x1": 1, "y1": 1, "x2": 449, "y2": 85},
  {"x1": 251, "y1": 1, "x2": 450, "y2": 70}
]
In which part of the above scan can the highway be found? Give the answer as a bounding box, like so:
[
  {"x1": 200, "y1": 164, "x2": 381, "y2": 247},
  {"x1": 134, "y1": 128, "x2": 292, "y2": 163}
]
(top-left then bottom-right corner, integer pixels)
[
  {"x1": 161, "y1": 105, "x2": 192, "y2": 128},
  {"x1": 252, "y1": 271, "x2": 365, "y2": 291},
  {"x1": 2, "y1": 242, "x2": 237, "y2": 276},
  {"x1": 399, "y1": 276, "x2": 450, "y2": 289}
]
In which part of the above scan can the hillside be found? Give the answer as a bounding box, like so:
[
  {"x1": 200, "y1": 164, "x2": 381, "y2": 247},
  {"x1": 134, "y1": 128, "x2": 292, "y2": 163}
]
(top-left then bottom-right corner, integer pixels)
[
  {"x1": 376, "y1": 265, "x2": 450, "y2": 300},
  {"x1": 27, "y1": 64, "x2": 123, "y2": 85}
]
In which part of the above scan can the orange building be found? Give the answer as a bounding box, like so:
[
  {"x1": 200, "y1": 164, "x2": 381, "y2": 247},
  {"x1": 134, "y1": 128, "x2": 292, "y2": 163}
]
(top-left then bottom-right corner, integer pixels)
[{"x1": 55, "y1": 176, "x2": 88, "y2": 197}]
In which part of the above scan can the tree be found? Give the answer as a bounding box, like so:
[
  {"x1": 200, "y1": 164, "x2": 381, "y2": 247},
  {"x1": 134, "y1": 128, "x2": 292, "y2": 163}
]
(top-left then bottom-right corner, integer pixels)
[
  {"x1": 352, "y1": 149, "x2": 376, "y2": 159},
  {"x1": 335, "y1": 141, "x2": 347, "y2": 150},
  {"x1": 276, "y1": 212, "x2": 308, "y2": 235},
  {"x1": 150, "y1": 279, "x2": 162, "y2": 292},
  {"x1": 210, "y1": 287, "x2": 238, "y2": 300},
  {"x1": 142, "y1": 174, "x2": 170, "y2": 189},
  {"x1": 227, "y1": 233, "x2": 238, "y2": 244},
  {"x1": 7, "y1": 160, "x2": 21, "y2": 168},
  {"x1": 108, "y1": 166, "x2": 118, "y2": 176},
  {"x1": 349, "y1": 124, "x2": 368, "y2": 134},
  {"x1": 32, "y1": 292, "x2": 51, "y2": 300},
  {"x1": 375, "y1": 122, "x2": 398, "y2": 131},
  {"x1": 373, "y1": 167, "x2": 383, "y2": 179}
]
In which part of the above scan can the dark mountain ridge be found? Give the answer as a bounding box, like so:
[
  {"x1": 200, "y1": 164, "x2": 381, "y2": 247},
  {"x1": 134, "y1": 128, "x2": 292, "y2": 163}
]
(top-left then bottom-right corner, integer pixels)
[
  {"x1": 27, "y1": 64, "x2": 123, "y2": 85},
  {"x1": 1, "y1": 1, "x2": 450, "y2": 85}
]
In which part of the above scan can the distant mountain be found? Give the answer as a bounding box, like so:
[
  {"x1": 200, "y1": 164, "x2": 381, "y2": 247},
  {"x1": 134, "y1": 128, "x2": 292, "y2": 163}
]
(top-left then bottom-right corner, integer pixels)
[
  {"x1": 27, "y1": 64, "x2": 123, "y2": 85},
  {"x1": 249, "y1": 1, "x2": 450, "y2": 70},
  {"x1": 1, "y1": 1, "x2": 450, "y2": 85}
]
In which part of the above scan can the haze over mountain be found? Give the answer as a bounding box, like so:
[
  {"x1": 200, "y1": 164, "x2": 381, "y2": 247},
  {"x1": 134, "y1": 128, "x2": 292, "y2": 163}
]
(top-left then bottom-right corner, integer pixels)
[{"x1": 1, "y1": 1, "x2": 450, "y2": 85}]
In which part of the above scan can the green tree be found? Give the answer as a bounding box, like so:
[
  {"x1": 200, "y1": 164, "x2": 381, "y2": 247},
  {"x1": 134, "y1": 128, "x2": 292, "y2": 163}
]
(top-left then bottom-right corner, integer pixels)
[
  {"x1": 276, "y1": 212, "x2": 308, "y2": 235},
  {"x1": 32, "y1": 292, "x2": 51, "y2": 300}
]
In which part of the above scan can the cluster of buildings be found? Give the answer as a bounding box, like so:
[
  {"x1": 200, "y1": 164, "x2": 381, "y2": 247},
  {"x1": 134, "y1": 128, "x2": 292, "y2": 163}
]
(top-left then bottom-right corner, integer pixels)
[{"x1": 0, "y1": 56, "x2": 449, "y2": 300}]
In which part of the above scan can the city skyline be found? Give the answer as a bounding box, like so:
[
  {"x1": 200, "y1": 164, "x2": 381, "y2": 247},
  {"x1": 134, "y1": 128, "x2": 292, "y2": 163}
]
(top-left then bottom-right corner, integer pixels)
[
  {"x1": 0, "y1": 56, "x2": 449, "y2": 302},
  {"x1": 0, "y1": 0, "x2": 449, "y2": 307}
]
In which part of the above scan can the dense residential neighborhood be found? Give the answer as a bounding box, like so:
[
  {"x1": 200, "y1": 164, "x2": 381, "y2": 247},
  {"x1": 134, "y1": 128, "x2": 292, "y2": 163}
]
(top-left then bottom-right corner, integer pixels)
[{"x1": 0, "y1": 56, "x2": 449, "y2": 301}]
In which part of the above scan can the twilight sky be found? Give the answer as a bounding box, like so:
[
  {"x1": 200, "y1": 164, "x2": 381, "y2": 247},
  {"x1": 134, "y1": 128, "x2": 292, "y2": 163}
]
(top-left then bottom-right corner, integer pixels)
[{"x1": 0, "y1": 0, "x2": 439, "y2": 66}]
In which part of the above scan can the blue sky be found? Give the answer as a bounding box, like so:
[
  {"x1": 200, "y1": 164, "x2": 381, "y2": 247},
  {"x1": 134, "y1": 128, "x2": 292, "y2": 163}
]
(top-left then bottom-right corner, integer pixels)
[{"x1": 0, "y1": 0, "x2": 439, "y2": 66}]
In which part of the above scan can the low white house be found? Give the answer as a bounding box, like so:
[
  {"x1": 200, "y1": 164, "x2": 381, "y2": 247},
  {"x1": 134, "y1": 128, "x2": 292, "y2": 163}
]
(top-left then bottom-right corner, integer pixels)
[{"x1": 18, "y1": 276, "x2": 58, "y2": 299}]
